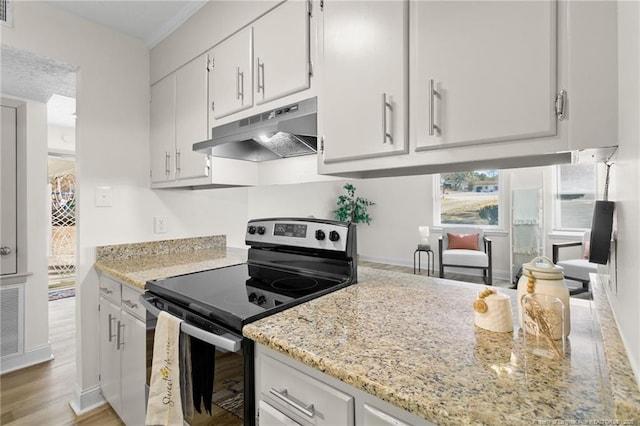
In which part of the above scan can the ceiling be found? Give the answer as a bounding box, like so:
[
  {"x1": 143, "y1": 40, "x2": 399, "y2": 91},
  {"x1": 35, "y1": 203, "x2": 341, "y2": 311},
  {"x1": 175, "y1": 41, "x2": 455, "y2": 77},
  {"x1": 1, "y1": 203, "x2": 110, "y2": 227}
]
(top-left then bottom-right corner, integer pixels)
[
  {"x1": 2, "y1": 1, "x2": 206, "y2": 128},
  {"x1": 48, "y1": 1, "x2": 207, "y2": 49}
]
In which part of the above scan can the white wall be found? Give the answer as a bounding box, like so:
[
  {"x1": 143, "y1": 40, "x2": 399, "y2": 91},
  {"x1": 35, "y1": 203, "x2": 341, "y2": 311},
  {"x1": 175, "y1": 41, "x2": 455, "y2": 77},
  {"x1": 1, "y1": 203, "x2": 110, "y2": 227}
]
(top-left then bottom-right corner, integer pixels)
[
  {"x1": 609, "y1": 0, "x2": 640, "y2": 381},
  {"x1": 47, "y1": 125, "x2": 75, "y2": 155},
  {"x1": 1, "y1": 2, "x2": 250, "y2": 413}
]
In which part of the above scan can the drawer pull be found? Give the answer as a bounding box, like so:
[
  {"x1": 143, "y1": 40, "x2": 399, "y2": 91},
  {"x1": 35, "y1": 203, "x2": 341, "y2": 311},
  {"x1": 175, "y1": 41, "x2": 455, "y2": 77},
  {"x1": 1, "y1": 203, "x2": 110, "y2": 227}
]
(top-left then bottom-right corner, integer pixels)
[
  {"x1": 122, "y1": 299, "x2": 138, "y2": 309},
  {"x1": 269, "y1": 388, "x2": 315, "y2": 418},
  {"x1": 100, "y1": 287, "x2": 113, "y2": 295}
]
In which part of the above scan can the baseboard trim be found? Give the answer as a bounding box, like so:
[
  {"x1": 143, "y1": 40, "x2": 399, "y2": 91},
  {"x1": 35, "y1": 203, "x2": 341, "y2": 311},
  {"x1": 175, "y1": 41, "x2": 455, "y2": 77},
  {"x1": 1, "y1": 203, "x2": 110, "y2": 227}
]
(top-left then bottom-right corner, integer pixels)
[
  {"x1": 0, "y1": 343, "x2": 53, "y2": 374},
  {"x1": 70, "y1": 384, "x2": 107, "y2": 416},
  {"x1": 358, "y1": 254, "x2": 511, "y2": 281}
]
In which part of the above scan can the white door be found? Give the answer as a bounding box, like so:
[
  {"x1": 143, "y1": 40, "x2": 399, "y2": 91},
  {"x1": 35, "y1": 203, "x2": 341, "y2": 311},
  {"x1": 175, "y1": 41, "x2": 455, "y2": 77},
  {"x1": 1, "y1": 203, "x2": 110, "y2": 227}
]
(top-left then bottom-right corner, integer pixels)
[
  {"x1": 253, "y1": 0, "x2": 310, "y2": 105},
  {"x1": 175, "y1": 54, "x2": 210, "y2": 181},
  {"x1": 321, "y1": 0, "x2": 409, "y2": 162},
  {"x1": 1, "y1": 105, "x2": 17, "y2": 275},
  {"x1": 210, "y1": 27, "x2": 254, "y2": 119},
  {"x1": 99, "y1": 298, "x2": 122, "y2": 414},
  {"x1": 413, "y1": 0, "x2": 557, "y2": 150},
  {"x1": 150, "y1": 75, "x2": 177, "y2": 184},
  {"x1": 120, "y1": 310, "x2": 146, "y2": 426}
]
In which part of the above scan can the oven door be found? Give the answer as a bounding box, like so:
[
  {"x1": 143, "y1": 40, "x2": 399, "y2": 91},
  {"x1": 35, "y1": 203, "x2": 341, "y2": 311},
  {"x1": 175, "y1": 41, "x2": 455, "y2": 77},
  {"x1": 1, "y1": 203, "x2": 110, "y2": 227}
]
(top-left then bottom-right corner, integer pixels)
[{"x1": 140, "y1": 293, "x2": 255, "y2": 426}]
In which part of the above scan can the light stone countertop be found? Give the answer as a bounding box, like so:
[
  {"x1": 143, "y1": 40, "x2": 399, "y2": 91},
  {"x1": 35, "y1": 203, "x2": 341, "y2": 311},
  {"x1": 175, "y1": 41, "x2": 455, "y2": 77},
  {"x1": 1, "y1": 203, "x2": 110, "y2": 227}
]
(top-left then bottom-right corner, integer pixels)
[
  {"x1": 244, "y1": 267, "x2": 640, "y2": 425},
  {"x1": 93, "y1": 235, "x2": 247, "y2": 289}
]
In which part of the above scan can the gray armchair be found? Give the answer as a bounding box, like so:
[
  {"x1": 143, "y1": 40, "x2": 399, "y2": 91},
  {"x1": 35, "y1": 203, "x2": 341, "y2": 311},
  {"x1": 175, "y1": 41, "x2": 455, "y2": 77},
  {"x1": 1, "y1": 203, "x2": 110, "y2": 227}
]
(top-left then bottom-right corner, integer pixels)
[{"x1": 439, "y1": 227, "x2": 492, "y2": 285}]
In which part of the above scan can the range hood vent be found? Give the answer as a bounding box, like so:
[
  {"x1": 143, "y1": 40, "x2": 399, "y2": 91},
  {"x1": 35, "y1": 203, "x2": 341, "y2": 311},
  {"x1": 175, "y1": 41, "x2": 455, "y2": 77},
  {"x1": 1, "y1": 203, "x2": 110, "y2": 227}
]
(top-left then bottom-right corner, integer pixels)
[{"x1": 193, "y1": 97, "x2": 317, "y2": 162}]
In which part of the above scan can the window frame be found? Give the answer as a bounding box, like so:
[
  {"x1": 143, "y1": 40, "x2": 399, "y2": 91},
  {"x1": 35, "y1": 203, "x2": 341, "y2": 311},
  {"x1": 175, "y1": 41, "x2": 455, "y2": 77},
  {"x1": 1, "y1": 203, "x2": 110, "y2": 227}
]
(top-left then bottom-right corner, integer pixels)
[
  {"x1": 552, "y1": 163, "x2": 598, "y2": 232},
  {"x1": 433, "y1": 170, "x2": 505, "y2": 230}
]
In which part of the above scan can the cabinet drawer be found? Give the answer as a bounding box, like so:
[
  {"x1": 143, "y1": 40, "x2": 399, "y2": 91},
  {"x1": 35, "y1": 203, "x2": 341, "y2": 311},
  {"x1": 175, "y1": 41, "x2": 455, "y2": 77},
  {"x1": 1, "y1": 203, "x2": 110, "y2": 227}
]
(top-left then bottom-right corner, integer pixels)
[
  {"x1": 99, "y1": 276, "x2": 121, "y2": 305},
  {"x1": 121, "y1": 285, "x2": 145, "y2": 321},
  {"x1": 260, "y1": 355, "x2": 354, "y2": 425}
]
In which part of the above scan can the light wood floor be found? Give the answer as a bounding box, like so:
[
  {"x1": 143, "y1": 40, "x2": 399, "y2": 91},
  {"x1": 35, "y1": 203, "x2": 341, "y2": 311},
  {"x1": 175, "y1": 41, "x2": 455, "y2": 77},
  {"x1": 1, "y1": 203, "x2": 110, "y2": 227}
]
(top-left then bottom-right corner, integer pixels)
[{"x1": 0, "y1": 296, "x2": 123, "y2": 426}]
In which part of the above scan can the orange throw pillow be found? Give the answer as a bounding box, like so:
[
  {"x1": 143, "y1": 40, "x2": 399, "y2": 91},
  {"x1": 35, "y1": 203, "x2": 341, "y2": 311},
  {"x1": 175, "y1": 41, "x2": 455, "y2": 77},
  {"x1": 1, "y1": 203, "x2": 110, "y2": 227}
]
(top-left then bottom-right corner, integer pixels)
[{"x1": 447, "y1": 233, "x2": 479, "y2": 250}]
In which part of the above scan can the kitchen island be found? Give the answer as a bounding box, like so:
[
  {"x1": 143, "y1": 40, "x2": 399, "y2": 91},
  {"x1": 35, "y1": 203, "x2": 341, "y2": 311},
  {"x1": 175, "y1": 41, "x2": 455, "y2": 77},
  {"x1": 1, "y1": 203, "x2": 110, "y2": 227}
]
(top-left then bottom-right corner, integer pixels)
[{"x1": 244, "y1": 267, "x2": 640, "y2": 425}]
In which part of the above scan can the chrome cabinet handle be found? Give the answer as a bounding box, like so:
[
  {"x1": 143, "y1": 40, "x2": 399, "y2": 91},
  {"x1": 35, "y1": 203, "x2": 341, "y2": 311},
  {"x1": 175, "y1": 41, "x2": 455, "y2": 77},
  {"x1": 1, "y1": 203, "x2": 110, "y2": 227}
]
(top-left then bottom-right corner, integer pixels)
[
  {"x1": 176, "y1": 150, "x2": 181, "y2": 173},
  {"x1": 0, "y1": 247, "x2": 11, "y2": 255},
  {"x1": 269, "y1": 388, "x2": 315, "y2": 418},
  {"x1": 429, "y1": 79, "x2": 441, "y2": 136},
  {"x1": 100, "y1": 287, "x2": 113, "y2": 295},
  {"x1": 122, "y1": 299, "x2": 138, "y2": 310},
  {"x1": 382, "y1": 93, "x2": 393, "y2": 144},
  {"x1": 257, "y1": 58, "x2": 265, "y2": 95},
  {"x1": 239, "y1": 70, "x2": 244, "y2": 103},
  {"x1": 116, "y1": 321, "x2": 124, "y2": 350},
  {"x1": 236, "y1": 66, "x2": 240, "y2": 100},
  {"x1": 165, "y1": 152, "x2": 171, "y2": 176},
  {"x1": 108, "y1": 313, "x2": 116, "y2": 342}
]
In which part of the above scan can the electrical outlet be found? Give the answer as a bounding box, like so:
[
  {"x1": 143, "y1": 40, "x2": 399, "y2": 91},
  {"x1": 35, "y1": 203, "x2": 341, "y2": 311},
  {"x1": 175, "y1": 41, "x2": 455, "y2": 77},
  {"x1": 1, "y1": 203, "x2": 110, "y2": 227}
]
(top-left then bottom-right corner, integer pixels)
[
  {"x1": 95, "y1": 186, "x2": 112, "y2": 207},
  {"x1": 154, "y1": 216, "x2": 167, "y2": 234}
]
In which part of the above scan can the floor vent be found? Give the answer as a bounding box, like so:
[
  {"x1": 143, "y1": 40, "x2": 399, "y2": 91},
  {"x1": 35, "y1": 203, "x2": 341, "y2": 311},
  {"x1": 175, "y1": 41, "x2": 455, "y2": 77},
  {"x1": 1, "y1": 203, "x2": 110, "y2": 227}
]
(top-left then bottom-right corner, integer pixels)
[{"x1": 1, "y1": 285, "x2": 23, "y2": 357}]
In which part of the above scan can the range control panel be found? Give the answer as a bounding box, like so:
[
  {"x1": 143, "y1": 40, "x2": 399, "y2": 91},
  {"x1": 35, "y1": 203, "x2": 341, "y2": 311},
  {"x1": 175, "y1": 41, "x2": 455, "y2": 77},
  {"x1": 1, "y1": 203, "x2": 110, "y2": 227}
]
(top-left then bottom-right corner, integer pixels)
[{"x1": 245, "y1": 218, "x2": 351, "y2": 252}]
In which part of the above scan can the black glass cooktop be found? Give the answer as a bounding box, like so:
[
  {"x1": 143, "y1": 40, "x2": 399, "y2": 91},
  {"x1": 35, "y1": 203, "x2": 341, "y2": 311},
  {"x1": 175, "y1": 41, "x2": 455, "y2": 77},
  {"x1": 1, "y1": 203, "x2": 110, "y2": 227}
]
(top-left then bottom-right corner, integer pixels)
[{"x1": 146, "y1": 263, "x2": 349, "y2": 332}]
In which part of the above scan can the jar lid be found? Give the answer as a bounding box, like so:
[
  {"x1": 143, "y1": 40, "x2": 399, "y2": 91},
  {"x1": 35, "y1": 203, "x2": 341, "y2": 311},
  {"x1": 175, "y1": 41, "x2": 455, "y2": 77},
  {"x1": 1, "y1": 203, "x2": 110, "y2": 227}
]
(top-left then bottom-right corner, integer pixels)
[{"x1": 522, "y1": 256, "x2": 564, "y2": 280}]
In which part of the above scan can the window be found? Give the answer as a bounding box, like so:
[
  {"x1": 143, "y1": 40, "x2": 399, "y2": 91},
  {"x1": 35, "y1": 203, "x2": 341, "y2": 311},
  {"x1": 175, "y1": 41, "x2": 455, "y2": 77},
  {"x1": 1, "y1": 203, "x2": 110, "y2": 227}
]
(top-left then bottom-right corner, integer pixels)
[
  {"x1": 436, "y1": 170, "x2": 502, "y2": 227},
  {"x1": 555, "y1": 163, "x2": 597, "y2": 230}
]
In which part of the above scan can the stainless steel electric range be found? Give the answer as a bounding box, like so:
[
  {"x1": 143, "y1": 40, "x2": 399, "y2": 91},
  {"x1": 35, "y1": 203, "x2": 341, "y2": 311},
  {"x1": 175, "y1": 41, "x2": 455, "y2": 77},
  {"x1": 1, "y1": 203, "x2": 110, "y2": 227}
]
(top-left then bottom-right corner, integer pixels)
[{"x1": 140, "y1": 218, "x2": 357, "y2": 425}]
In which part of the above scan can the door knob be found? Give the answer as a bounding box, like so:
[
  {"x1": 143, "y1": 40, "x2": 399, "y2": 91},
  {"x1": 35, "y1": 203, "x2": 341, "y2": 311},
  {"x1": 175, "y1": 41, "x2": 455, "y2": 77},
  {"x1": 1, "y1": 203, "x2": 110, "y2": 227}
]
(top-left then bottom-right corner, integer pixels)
[{"x1": 0, "y1": 246, "x2": 12, "y2": 255}]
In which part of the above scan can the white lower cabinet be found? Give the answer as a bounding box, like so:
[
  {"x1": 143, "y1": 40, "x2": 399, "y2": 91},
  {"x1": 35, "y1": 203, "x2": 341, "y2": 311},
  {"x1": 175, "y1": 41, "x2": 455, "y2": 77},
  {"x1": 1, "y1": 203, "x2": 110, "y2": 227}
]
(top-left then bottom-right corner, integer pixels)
[
  {"x1": 255, "y1": 344, "x2": 434, "y2": 426},
  {"x1": 98, "y1": 275, "x2": 146, "y2": 425}
]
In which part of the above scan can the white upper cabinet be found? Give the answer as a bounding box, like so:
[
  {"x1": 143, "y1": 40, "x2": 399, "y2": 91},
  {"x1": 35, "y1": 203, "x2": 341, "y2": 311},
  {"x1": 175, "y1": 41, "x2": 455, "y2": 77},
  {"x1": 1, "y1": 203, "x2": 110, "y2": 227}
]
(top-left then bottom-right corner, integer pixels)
[
  {"x1": 413, "y1": 0, "x2": 557, "y2": 151},
  {"x1": 320, "y1": 0, "x2": 409, "y2": 163},
  {"x1": 150, "y1": 74, "x2": 177, "y2": 185},
  {"x1": 210, "y1": 26, "x2": 254, "y2": 119},
  {"x1": 253, "y1": 0, "x2": 311, "y2": 105},
  {"x1": 150, "y1": 54, "x2": 210, "y2": 186},
  {"x1": 175, "y1": 54, "x2": 210, "y2": 181}
]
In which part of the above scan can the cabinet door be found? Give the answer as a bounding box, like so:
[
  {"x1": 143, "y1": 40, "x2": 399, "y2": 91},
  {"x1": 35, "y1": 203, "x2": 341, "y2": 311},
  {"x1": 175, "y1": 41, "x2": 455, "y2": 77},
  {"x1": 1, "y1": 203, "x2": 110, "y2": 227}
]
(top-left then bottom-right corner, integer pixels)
[
  {"x1": 258, "y1": 400, "x2": 301, "y2": 426},
  {"x1": 99, "y1": 298, "x2": 122, "y2": 414},
  {"x1": 321, "y1": 0, "x2": 408, "y2": 162},
  {"x1": 120, "y1": 310, "x2": 146, "y2": 426},
  {"x1": 413, "y1": 0, "x2": 557, "y2": 150},
  {"x1": 253, "y1": 0, "x2": 310, "y2": 105},
  {"x1": 176, "y1": 54, "x2": 210, "y2": 181},
  {"x1": 362, "y1": 403, "x2": 411, "y2": 426},
  {"x1": 1, "y1": 105, "x2": 17, "y2": 275},
  {"x1": 150, "y1": 75, "x2": 176, "y2": 184},
  {"x1": 210, "y1": 27, "x2": 253, "y2": 119}
]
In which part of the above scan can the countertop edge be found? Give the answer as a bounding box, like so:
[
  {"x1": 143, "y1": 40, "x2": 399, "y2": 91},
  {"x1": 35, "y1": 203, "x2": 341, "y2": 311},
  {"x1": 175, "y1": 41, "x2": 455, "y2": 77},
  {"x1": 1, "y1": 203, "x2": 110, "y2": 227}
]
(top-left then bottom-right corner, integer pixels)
[{"x1": 591, "y1": 273, "x2": 640, "y2": 421}]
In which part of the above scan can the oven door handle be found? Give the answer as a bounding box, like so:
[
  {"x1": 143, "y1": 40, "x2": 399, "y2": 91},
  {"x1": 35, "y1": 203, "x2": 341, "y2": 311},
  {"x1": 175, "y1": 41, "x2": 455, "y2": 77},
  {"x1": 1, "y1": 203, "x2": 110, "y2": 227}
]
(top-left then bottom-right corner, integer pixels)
[{"x1": 139, "y1": 294, "x2": 243, "y2": 353}]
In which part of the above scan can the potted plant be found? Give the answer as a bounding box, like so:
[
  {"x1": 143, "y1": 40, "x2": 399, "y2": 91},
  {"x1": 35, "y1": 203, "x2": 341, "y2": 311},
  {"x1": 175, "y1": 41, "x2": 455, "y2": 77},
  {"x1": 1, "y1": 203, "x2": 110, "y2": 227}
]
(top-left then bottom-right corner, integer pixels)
[{"x1": 334, "y1": 183, "x2": 374, "y2": 224}]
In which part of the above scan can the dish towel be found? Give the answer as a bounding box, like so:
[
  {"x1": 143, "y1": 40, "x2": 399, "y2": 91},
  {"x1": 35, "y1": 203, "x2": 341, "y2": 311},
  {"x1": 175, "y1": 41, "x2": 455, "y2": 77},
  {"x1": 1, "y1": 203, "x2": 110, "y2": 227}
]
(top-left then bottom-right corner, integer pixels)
[
  {"x1": 190, "y1": 336, "x2": 216, "y2": 415},
  {"x1": 146, "y1": 311, "x2": 184, "y2": 426}
]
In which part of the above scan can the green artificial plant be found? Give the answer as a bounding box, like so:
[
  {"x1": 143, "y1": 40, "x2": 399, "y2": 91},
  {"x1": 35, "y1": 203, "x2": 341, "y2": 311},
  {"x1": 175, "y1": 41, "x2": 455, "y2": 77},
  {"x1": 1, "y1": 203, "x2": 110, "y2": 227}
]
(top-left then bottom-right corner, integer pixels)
[{"x1": 334, "y1": 183, "x2": 375, "y2": 224}]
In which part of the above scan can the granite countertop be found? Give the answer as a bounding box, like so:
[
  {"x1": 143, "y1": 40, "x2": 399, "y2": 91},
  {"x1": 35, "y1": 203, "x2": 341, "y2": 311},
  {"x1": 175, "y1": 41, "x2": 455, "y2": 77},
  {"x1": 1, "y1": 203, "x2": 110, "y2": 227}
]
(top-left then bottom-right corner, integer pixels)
[
  {"x1": 93, "y1": 235, "x2": 247, "y2": 289},
  {"x1": 244, "y1": 267, "x2": 640, "y2": 425}
]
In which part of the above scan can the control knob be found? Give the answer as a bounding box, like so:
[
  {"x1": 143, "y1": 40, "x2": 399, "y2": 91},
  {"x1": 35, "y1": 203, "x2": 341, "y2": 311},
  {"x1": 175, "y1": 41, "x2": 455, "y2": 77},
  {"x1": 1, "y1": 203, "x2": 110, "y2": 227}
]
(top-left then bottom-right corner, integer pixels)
[
  {"x1": 257, "y1": 295, "x2": 267, "y2": 306},
  {"x1": 329, "y1": 230, "x2": 340, "y2": 242},
  {"x1": 315, "y1": 230, "x2": 326, "y2": 241},
  {"x1": 247, "y1": 226, "x2": 257, "y2": 234},
  {"x1": 248, "y1": 293, "x2": 258, "y2": 303},
  {"x1": 257, "y1": 226, "x2": 266, "y2": 235}
]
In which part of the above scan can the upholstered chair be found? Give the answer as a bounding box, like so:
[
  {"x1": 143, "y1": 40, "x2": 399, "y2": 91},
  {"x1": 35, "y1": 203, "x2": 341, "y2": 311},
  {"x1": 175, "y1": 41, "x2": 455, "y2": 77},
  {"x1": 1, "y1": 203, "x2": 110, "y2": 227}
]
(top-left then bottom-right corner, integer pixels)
[
  {"x1": 438, "y1": 227, "x2": 492, "y2": 285},
  {"x1": 552, "y1": 231, "x2": 597, "y2": 295}
]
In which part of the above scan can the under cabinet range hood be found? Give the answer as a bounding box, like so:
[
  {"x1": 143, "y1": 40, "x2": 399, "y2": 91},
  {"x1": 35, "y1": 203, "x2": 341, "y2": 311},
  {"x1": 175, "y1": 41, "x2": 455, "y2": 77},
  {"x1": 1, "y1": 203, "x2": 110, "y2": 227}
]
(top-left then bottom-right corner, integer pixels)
[{"x1": 193, "y1": 97, "x2": 317, "y2": 162}]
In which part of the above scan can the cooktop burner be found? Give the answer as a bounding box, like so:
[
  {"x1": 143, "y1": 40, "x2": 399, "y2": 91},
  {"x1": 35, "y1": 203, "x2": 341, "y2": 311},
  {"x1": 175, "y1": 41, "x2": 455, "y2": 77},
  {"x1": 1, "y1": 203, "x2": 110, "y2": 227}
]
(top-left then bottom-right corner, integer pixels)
[{"x1": 146, "y1": 263, "x2": 349, "y2": 332}]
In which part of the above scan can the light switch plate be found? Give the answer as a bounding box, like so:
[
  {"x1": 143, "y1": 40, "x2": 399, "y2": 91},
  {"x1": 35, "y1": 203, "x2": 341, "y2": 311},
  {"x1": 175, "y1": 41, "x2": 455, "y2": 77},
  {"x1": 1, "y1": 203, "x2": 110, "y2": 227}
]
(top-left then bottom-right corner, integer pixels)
[{"x1": 95, "y1": 186, "x2": 112, "y2": 207}]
